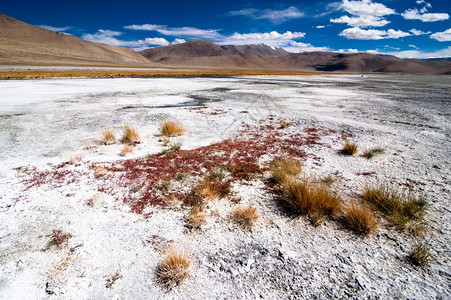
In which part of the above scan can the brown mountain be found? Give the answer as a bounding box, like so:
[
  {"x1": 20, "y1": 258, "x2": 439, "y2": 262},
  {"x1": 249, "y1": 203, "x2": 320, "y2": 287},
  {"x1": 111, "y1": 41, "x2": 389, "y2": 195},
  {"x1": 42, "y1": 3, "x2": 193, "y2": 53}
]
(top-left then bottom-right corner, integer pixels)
[
  {"x1": 0, "y1": 13, "x2": 151, "y2": 66},
  {"x1": 141, "y1": 40, "x2": 451, "y2": 74}
]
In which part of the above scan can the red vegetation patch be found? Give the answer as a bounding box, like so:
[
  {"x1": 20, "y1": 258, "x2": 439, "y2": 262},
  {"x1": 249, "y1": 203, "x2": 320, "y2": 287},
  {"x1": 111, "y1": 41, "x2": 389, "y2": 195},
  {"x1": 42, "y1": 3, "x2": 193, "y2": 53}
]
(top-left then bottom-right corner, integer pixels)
[{"x1": 22, "y1": 120, "x2": 335, "y2": 214}]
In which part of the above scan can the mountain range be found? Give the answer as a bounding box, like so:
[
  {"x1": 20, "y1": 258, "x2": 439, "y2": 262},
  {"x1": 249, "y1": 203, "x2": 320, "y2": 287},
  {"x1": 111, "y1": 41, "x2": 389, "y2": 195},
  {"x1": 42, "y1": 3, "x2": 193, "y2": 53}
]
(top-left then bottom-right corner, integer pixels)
[{"x1": 1, "y1": 13, "x2": 451, "y2": 74}]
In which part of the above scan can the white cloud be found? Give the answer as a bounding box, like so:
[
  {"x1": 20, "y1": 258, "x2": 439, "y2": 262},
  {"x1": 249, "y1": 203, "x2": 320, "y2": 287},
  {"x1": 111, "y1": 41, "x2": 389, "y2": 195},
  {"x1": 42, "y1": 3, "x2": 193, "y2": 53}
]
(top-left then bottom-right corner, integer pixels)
[
  {"x1": 402, "y1": 8, "x2": 449, "y2": 22},
  {"x1": 332, "y1": 0, "x2": 395, "y2": 28},
  {"x1": 316, "y1": 25, "x2": 326, "y2": 29},
  {"x1": 229, "y1": 6, "x2": 304, "y2": 23},
  {"x1": 409, "y1": 28, "x2": 431, "y2": 36},
  {"x1": 221, "y1": 31, "x2": 305, "y2": 46},
  {"x1": 283, "y1": 41, "x2": 330, "y2": 53},
  {"x1": 409, "y1": 44, "x2": 419, "y2": 49},
  {"x1": 172, "y1": 38, "x2": 187, "y2": 45},
  {"x1": 338, "y1": 48, "x2": 359, "y2": 53},
  {"x1": 430, "y1": 28, "x2": 451, "y2": 42},
  {"x1": 330, "y1": 15, "x2": 389, "y2": 27},
  {"x1": 387, "y1": 46, "x2": 451, "y2": 59},
  {"x1": 39, "y1": 25, "x2": 72, "y2": 32},
  {"x1": 124, "y1": 24, "x2": 221, "y2": 39},
  {"x1": 82, "y1": 29, "x2": 172, "y2": 49},
  {"x1": 340, "y1": 0, "x2": 396, "y2": 17},
  {"x1": 143, "y1": 37, "x2": 170, "y2": 46},
  {"x1": 339, "y1": 27, "x2": 410, "y2": 40}
]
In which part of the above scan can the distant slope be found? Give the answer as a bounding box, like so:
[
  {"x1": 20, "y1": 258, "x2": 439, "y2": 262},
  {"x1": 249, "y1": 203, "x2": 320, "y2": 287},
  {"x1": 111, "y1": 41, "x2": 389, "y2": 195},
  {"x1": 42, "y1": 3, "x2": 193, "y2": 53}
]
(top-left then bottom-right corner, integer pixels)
[
  {"x1": 0, "y1": 13, "x2": 151, "y2": 66},
  {"x1": 141, "y1": 40, "x2": 451, "y2": 74}
]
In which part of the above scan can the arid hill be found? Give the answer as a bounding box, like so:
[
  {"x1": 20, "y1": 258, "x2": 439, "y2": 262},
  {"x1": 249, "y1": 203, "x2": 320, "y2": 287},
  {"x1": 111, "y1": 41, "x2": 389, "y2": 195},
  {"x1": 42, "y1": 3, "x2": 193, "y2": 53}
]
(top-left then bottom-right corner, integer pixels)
[
  {"x1": 0, "y1": 13, "x2": 151, "y2": 66},
  {"x1": 141, "y1": 40, "x2": 451, "y2": 74}
]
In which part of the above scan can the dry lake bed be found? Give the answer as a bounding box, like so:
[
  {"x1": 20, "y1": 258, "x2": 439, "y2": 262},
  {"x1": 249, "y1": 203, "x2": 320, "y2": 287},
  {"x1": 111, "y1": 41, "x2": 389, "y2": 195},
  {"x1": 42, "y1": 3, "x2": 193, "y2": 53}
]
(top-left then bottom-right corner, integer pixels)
[{"x1": 0, "y1": 75, "x2": 450, "y2": 299}]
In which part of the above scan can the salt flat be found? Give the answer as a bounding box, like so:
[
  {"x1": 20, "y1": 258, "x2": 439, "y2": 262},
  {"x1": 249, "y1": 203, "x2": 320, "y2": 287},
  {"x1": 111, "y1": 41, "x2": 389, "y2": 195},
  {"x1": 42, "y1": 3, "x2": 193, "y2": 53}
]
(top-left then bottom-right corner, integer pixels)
[{"x1": 0, "y1": 75, "x2": 449, "y2": 299}]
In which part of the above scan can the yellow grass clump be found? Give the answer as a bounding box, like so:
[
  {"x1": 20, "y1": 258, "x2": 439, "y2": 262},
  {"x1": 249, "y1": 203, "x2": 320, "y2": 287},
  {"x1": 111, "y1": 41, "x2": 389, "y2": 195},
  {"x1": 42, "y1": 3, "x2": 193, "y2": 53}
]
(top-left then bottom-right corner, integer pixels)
[
  {"x1": 100, "y1": 128, "x2": 116, "y2": 145},
  {"x1": 362, "y1": 183, "x2": 426, "y2": 230},
  {"x1": 408, "y1": 244, "x2": 430, "y2": 267},
  {"x1": 232, "y1": 205, "x2": 259, "y2": 229},
  {"x1": 120, "y1": 144, "x2": 133, "y2": 156},
  {"x1": 279, "y1": 177, "x2": 342, "y2": 225},
  {"x1": 270, "y1": 157, "x2": 302, "y2": 184},
  {"x1": 341, "y1": 204, "x2": 378, "y2": 235},
  {"x1": 187, "y1": 207, "x2": 206, "y2": 229},
  {"x1": 341, "y1": 141, "x2": 358, "y2": 155},
  {"x1": 156, "y1": 249, "x2": 192, "y2": 288},
  {"x1": 160, "y1": 121, "x2": 185, "y2": 137},
  {"x1": 121, "y1": 124, "x2": 140, "y2": 144}
]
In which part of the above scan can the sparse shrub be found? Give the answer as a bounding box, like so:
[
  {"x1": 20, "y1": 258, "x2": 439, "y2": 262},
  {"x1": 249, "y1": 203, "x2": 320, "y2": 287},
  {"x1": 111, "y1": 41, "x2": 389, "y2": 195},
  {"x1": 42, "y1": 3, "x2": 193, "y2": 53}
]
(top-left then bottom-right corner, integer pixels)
[
  {"x1": 209, "y1": 167, "x2": 228, "y2": 181},
  {"x1": 270, "y1": 157, "x2": 302, "y2": 184},
  {"x1": 341, "y1": 204, "x2": 378, "y2": 235},
  {"x1": 227, "y1": 159, "x2": 261, "y2": 180},
  {"x1": 279, "y1": 121, "x2": 291, "y2": 129},
  {"x1": 187, "y1": 207, "x2": 206, "y2": 229},
  {"x1": 232, "y1": 205, "x2": 259, "y2": 228},
  {"x1": 156, "y1": 249, "x2": 192, "y2": 288},
  {"x1": 321, "y1": 175, "x2": 336, "y2": 185},
  {"x1": 94, "y1": 166, "x2": 109, "y2": 178},
  {"x1": 183, "y1": 178, "x2": 231, "y2": 208},
  {"x1": 106, "y1": 272, "x2": 122, "y2": 288},
  {"x1": 122, "y1": 124, "x2": 140, "y2": 144},
  {"x1": 362, "y1": 183, "x2": 427, "y2": 230},
  {"x1": 100, "y1": 128, "x2": 116, "y2": 145},
  {"x1": 120, "y1": 144, "x2": 133, "y2": 156},
  {"x1": 48, "y1": 229, "x2": 72, "y2": 248},
  {"x1": 341, "y1": 141, "x2": 358, "y2": 155},
  {"x1": 279, "y1": 177, "x2": 342, "y2": 224},
  {"x1": 170, "y1": 141, "x2": 182, "y2": 151},
  {"x1": 408, "y1": 244, "x2": 430, "y2": 267},
  {"x1": 362, "y1": 147, "x2": 385, "y2": 159},
  {"x1": 160, "y1": 121, "x2": 185, "y2": 137}
]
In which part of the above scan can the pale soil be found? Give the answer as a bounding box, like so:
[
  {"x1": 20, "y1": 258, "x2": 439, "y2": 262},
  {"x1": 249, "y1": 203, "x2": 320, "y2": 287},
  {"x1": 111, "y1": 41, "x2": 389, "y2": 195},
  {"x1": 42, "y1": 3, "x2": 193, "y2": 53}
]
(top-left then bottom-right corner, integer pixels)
[{"x1": 0, "y1": 75, "x2": 449, "y2": 299}]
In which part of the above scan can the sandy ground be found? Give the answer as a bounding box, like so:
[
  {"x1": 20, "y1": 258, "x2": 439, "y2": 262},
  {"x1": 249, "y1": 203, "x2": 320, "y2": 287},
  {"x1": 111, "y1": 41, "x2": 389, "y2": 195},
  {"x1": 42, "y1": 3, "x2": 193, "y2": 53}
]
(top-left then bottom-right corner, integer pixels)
[{"x1": 0, "y1": 75, "x2": 450, "y2": 299}]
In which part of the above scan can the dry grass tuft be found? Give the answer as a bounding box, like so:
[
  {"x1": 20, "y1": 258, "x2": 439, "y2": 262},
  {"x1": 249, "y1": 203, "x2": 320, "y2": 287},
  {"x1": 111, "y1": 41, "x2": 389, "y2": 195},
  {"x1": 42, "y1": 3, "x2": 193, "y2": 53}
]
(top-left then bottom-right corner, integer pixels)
[
  {"x1": 160, "y1": 121, "x2": 185, "y2": 137},
  {"x1": 362, "y1": 183, "x2": 426, "y2": 230},
  {"x1": 232, "y1": 205, "x2": 259, "y2": 228},
  {"x1": 183, "y1": 178, "x2": 231, "y2": 208},
  {"x1": 94, "y1": 166, "x2": 109, "y2": 178},
  {"x1": 48, "y1": 229, "x2": 72, "y2": 248},
  {"x1": 362, "y1": 147, "x2": 385, "y2": 159},
  {"x1": 121, "y1": 124, "x2": 140, "y2": 144},
  {"x1": 270, "y1": 157, "x2": 302, "y2": 184},
  {"x1": 156, "y1": 249, "x2": 192, "y2": 288},
  {"x1": 120, "y1": 144, "x2": 134, "y2": 156},
  {"x1": 100, "y1": 128, "x2": 116, "y2": 145},
  {"x1": 341, "y1": 141, "x2": 358, "y2": 155},
  {"x1": 408, "y1": 244, "x2": 430, "y2": 267},
  {"x1": 187, "y1": 207, "x2": 206, "y2": 229},
  {"x1": 279, "y1": 121, "x2": 291, "y2": 129},
  {"x1": 341, "y1": 204, "x2": 378, "y2": 235},
  {"x1": 279, "y1": 177, "x2": 342, "y2": 224}
]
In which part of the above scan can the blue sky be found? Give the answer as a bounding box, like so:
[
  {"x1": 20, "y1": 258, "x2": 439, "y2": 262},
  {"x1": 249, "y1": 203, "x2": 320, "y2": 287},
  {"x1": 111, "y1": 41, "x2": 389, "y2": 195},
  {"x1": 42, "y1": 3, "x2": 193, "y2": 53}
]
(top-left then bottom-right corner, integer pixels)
[{"x1": 2, "y1": 0, "x2": 451, "y2": 58}]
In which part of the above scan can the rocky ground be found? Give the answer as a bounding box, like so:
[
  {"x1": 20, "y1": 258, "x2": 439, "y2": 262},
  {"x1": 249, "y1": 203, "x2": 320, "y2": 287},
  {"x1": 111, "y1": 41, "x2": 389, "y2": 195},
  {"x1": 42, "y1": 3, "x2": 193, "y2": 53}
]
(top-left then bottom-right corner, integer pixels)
[{"x1": 0, "y1": 74, "x2": 449, "y2": 299}]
